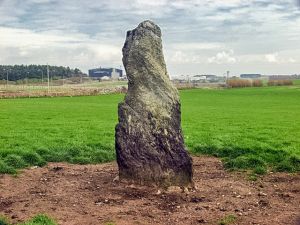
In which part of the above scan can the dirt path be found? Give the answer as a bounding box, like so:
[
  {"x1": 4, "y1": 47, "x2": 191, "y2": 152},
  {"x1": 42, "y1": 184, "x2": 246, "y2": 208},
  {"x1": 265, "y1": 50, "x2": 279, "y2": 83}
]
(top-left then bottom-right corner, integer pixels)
[{"x1": 0, "y1": 156, "x2": 299, "y2": 225}]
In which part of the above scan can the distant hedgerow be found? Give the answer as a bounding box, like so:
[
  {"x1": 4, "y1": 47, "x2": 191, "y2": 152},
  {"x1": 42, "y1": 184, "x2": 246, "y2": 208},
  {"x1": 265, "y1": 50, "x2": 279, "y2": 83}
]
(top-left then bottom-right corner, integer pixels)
[
  {"x1": 267, "y1": 80, "x2": 293, "y2": 86},
  {"x1": 227, "y1": 79, "x2": 252, "y2": 88},
  {"x1": 252, "y1": 79, "x2": 263, "y2": 87}
]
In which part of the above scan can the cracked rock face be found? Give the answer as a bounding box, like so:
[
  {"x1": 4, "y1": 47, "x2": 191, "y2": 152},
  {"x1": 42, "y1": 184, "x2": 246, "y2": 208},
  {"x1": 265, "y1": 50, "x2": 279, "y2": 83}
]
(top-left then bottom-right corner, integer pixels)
[{"x1": 115, "y1": 20, "x2": 193, "y2": 187}]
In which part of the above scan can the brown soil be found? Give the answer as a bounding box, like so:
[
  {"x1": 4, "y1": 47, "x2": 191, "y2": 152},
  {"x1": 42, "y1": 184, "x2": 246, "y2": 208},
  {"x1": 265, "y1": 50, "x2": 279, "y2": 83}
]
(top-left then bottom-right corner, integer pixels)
[
  {"x1": 0, "y1": 86, "x2": 127, "y2": 99},
  {"x1": 0, "y1": 156, "x2": 299, "y2": 225}
]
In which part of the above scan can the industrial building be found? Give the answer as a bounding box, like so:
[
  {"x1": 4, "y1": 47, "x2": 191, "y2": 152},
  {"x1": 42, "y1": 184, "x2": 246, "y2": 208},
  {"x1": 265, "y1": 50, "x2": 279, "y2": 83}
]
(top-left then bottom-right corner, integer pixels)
[
  {"x1": 192, "y1": 75, "x2": 220, "y2": 82},
  {"x1": 240, "y1": 74, "x2": 262, "y2": 79},
  {"x1": 88, "y1": 67, "x2": 123, "y2": 79}
]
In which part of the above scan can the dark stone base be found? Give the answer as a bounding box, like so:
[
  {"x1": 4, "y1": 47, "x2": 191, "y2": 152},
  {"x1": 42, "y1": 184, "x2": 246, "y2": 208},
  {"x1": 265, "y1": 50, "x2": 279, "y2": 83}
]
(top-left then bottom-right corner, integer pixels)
[{"x1": 115, "y1": 102, "x2": 193, "y2": 188}]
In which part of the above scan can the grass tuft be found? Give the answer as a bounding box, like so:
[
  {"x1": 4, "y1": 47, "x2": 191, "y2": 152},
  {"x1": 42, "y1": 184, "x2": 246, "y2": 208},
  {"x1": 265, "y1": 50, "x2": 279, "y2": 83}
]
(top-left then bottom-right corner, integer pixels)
[
  {"x1": 21, "y1": 152, "x2": 46, "y2": 167},
  {"x1": 192, "y1": 142, "x2": 300, "y2": 174},
  {"x1": 0, "y1": 216, "x2": 10, "y2": 225},
  {"x1": 104, "y1": 223, "x2": 116, "y2": 225},
  {"x1": 4, "y1": 154, "x2": 27, "y2": 169},
  {"x1": 20, "y1": 214, "x2": 57, "y2": 225},
  {"x1": 0, "y1": 160, "x2": 16, "y2": 174},
  {"x1": 253, "y1": 166, "x2": 267, "y2": 175},
  {"x1": 71, "y1": 156, "x2": 92, "y2": 165},
  {"x1": 218, "y1": 214, "x2": 237, "y2": 225},
  {"x1": 0, "y1": 215, "x2": 56, "y2": 225}
]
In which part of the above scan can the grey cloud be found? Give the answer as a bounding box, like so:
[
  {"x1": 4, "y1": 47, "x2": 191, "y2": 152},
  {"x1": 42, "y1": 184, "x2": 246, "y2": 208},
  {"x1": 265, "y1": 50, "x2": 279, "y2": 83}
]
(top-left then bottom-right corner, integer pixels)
[{"x1": 0, "y1": 0, "x2": 299, "y2": 75}]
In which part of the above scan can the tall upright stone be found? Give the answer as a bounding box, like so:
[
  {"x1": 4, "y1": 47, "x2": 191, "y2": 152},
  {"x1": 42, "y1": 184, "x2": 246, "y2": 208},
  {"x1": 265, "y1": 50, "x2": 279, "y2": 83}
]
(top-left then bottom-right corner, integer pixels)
[{"x1": 115, "y1": 20, "x2": 193, "y2": 187}]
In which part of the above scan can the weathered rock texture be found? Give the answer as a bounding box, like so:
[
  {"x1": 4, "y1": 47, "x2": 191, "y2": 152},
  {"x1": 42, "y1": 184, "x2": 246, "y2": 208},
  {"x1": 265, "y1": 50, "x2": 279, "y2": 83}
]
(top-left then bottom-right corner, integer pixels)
[{"x1": 115, "y1": 20, "x2": 193, "y2": 187}]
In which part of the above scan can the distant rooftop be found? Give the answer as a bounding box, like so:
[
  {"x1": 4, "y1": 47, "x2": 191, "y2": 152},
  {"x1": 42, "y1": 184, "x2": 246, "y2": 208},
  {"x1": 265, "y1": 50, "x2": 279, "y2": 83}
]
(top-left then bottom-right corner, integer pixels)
[{"x1": 240, "y1": 74, "x2": 261, "y2": 78}]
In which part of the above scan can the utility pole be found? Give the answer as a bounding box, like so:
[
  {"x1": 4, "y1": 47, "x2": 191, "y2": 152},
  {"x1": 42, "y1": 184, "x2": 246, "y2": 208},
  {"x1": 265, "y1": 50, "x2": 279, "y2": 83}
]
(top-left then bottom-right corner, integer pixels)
[
  {"x1": 38, "y1": 69, "x2": 44, "y2": 85},
  {"x1": 226, "y1": 71, "x2": 230, "y2": 87},
  {"x1": 6, "y1": 69, "x2": 8, "y2": 87},
  {"x1": 47, "y1": 64, "x2": 50, "y2": 92},
  {"x1": 42, "y1": 70, "x2": 44, "y2": 84}
]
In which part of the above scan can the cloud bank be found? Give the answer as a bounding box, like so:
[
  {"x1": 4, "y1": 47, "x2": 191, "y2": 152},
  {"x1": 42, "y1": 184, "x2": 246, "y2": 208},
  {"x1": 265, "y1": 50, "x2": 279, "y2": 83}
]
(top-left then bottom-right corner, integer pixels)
[{"x1": 0, "y1": 0, "x2": 299, "y2": 75}]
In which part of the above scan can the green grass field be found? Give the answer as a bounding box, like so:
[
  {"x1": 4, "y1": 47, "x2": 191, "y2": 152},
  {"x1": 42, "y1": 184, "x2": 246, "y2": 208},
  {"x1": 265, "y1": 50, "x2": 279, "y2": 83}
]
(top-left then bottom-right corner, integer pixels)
[
  {"x1": 0, "y1": 86, "x2": 299, "y2": 174},
  {"x1": 293, "y1": 79, "x2": 300, "y2": 85}
]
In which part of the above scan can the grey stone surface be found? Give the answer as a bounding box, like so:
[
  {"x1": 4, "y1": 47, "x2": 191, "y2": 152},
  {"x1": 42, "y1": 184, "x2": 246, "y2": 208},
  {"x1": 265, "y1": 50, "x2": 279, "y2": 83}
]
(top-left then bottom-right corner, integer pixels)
[{"x1": 115, "y1": 20, "x2": 193, "y2": 187}]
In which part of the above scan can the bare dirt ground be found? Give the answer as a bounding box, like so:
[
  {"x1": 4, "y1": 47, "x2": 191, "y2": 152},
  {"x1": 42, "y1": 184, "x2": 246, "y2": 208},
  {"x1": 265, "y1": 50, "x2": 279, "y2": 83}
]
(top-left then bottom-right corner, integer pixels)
[
  {"x1": 0, "y1": 86, "x2": 127, "y2": 98},
  {"x1": 0, "y1": 156, "x2": 299, "y2": 225}
]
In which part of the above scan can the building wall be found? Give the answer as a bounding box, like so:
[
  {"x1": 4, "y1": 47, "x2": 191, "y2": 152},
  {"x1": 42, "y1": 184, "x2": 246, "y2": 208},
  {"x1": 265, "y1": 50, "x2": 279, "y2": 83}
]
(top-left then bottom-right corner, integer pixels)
[
  {"x1": 88, "y1": 68, "x2": 123, "y2": 79},
  {"x1": 240, "y1": 74, "x2": 262, "y2": 79},
  {"x1": 269, "y1": 75, "x2": 294, "y2": 80}
]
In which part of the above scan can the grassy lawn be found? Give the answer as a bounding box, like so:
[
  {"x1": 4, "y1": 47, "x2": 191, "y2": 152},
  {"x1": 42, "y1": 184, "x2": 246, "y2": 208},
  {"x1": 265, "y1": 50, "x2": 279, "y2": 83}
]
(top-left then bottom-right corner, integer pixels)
[
  {"x1": 0, "y1": 86, "x2": 299, "y2": 174},
  {"x1": 293, "y1": 79, "x2": 300, "y2": 85},
  {"x1": 182, "y1": 86, "x2": 300, "y2": 174}
]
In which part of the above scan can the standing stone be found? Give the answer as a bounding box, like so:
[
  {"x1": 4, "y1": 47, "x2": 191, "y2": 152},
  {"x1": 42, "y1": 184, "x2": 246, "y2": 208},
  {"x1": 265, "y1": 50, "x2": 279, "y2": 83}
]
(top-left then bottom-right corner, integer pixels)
[{"x1": 115, "y1": 20, "x2": 193, "y2": 188}]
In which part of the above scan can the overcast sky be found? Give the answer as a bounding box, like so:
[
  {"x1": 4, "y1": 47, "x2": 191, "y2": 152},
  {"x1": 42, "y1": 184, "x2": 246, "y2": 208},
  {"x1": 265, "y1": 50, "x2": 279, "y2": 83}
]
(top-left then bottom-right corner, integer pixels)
[{"x1": 0, "y1": 0, "x2": 299, "y2": 76}]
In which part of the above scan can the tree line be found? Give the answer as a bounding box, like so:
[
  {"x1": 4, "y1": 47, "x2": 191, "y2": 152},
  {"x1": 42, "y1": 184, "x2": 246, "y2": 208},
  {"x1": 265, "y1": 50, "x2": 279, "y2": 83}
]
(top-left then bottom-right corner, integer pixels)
[{"x1": 0, "y1": 65, "x2": 85, "y2": 81}]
